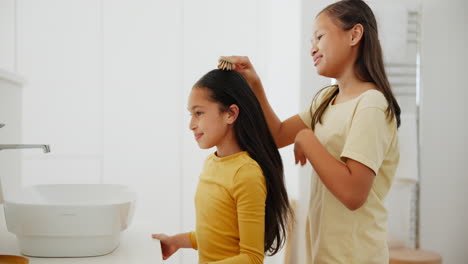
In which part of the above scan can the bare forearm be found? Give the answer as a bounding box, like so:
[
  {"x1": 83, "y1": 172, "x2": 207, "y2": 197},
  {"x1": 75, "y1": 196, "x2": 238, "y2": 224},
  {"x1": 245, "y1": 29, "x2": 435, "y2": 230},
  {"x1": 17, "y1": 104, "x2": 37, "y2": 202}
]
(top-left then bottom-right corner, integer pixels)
[
  {"x1": 296, "y1": 129, "x2": 370, "y2": 210},
  {"x1": 299, "y1": 130, "x2": 352, "y2": 193},
  {"x1": 172, "y1": 232, "x2": 194, "y2": 249},
  {"x1": 228, "y1": 55, "x2": 301, "y2": 147}
]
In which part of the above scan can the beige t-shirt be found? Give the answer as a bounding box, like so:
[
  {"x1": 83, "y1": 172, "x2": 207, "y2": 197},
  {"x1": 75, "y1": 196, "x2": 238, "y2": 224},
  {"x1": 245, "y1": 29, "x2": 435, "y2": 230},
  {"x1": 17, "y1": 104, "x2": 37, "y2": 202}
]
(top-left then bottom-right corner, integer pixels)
[{"x1": 299, "y1": 86, "x2": 399, "y2": 264}]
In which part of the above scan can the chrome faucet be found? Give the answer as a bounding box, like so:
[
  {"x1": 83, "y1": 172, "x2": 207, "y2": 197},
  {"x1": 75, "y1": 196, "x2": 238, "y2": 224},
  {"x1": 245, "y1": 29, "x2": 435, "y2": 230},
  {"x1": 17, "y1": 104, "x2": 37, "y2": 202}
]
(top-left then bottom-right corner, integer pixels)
[
  {"x1": 0, "y1": 124, "x2": 50, "y2": 153},
  {"x1": 0, "y1": 144, "x2": 50, "y2": 153}
]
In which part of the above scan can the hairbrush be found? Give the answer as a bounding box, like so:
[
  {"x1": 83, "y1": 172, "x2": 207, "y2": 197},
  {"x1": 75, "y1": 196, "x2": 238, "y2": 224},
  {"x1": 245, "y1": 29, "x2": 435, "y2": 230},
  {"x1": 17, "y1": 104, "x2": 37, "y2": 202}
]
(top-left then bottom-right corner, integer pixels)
[{"x1": 217, "y1": 57, "x2": 234, "y2": 71}]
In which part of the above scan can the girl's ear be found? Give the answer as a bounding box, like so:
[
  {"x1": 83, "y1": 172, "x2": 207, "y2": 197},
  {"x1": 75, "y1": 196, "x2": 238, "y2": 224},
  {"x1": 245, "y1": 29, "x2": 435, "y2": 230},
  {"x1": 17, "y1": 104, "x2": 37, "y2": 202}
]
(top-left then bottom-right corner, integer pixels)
[
  {"x1": 225, "y1": 104, "x2": 239, "y2": 125},
  {"x1": 350, "y1": 23, "x2": 364, "y2": 46}
]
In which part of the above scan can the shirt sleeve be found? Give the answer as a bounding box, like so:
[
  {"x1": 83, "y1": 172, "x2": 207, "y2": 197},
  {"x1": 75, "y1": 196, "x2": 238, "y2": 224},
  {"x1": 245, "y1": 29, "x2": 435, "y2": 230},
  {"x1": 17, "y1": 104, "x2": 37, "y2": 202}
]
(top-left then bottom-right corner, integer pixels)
[
  {"x1": 208, "y1": 164, "x2": 266, "y2": 264},
  {"x1": 299, "y1": 93, "x2": 319, "y2": 129},
  {"x1": 299, "y1": 107, "x2": 312, "y2": 129},
  {"x1": 190, "y1": 231, "x2": 198, "y2": 250},
  {"x1": 341, "y1": 107, "x2": 397, "y2": 174},
  {"x1": 299, "y1": 86, "x2": 336, "y2": 129}
]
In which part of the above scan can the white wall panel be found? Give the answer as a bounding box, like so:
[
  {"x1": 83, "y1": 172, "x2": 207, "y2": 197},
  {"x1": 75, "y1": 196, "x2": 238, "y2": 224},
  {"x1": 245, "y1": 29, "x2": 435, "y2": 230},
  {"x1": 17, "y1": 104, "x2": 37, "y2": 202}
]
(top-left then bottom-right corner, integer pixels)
[
  {"x1": 419, "y1": 0, "x2": 468, "y2": 263},
  {"x1": 0, "y1": 0, "x2": 16, "y2": 71},
  {"x1": 0, "y1": 77, "x2": 22, "y2": 200},
  {"x1": 102, "y1": 1, "x2": 183, "y2": 263},
  {"x1": 22, "y1": 155, "x2": 101, "y2": 185},
  {"x1": 17, "y1": 0, "x2": 102, "y2": 185}
]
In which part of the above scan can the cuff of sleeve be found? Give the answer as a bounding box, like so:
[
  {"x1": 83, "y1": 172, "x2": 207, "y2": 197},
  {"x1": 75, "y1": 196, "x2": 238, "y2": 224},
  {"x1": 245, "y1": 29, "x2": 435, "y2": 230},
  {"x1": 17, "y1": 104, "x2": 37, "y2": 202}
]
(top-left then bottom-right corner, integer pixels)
[
  {"x1": 299, "y1": 110, "x2": 312, "y2": 129},
  {"x1": 190, "y1": 231, "x2": 198, "y2": 250},
  {"x1": 341, "y1": 150, "x2": 379, "y2": 175}
]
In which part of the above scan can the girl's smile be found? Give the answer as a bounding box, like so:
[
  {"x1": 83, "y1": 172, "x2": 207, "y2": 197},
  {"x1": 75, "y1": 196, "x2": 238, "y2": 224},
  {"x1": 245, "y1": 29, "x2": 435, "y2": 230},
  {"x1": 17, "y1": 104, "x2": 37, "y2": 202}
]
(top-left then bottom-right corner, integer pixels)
[
  {"x1": 313, "y1": 54, "x2": 323, "y2": 66},
  {"x1": 194, "y1": 132, "x2": 204, "y2": 141}
]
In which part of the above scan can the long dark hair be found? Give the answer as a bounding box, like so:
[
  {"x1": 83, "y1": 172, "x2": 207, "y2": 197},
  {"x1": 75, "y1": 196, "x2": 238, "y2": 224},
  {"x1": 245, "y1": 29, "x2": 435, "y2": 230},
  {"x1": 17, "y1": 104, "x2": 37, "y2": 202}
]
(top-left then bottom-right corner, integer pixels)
[
  {"x1": 311, "y1": 0, "x2": 401, "y2": 130},
  {"x1": 194, "y1": 69, "x2": 291, "y2": 255}
]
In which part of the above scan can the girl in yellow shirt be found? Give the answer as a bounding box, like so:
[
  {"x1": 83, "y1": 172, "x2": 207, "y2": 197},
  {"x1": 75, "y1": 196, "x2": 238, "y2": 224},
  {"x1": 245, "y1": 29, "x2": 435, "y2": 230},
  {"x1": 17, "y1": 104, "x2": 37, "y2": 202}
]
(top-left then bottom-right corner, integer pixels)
[
  {"x1": 153, "y1": 69, "x2": 292, "y2": 264},
  {"x1": 224, "y1": 0, "x2": 401, "y2": 263}
]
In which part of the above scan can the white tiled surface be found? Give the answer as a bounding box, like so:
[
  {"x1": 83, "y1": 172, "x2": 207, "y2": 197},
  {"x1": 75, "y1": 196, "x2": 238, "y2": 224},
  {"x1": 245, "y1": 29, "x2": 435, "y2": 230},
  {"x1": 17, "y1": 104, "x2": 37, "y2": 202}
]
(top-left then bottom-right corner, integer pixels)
[{"x1": 0, "y1": 207, "x2": 163, "y2": 264}]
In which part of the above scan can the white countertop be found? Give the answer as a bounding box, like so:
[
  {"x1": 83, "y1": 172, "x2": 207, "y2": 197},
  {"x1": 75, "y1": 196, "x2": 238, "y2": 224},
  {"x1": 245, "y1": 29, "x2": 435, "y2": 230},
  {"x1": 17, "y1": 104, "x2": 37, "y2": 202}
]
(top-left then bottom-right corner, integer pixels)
[{"x1": 0, "y1": 207, "x2": 163, "y2": 264}]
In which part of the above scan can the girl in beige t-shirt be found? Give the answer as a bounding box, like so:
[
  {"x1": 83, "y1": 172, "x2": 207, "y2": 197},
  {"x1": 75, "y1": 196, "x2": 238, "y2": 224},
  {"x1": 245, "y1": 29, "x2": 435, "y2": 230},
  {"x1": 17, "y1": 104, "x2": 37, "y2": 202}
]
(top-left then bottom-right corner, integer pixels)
[{"x1": 224, "y1": 0, "x2": 401, "y2": 263}]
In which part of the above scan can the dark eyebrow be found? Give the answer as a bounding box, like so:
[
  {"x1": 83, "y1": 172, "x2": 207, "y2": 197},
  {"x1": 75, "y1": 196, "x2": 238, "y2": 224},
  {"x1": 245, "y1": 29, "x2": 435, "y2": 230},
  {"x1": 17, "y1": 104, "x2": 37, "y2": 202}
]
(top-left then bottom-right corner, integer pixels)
[
  {"x1": 313, "y1": 30, "x2": 323, "y2": 37},
  {"x1": 188, "y1": 105, "x2": 203, "y2": 111}
]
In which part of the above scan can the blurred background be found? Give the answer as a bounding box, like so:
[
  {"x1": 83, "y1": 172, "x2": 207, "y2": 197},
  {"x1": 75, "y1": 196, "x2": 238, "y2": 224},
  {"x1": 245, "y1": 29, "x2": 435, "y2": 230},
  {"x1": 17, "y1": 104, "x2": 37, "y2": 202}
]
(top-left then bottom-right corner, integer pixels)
[{"x1": 0, "y1": 0, "x2": 467, "y2": 263}]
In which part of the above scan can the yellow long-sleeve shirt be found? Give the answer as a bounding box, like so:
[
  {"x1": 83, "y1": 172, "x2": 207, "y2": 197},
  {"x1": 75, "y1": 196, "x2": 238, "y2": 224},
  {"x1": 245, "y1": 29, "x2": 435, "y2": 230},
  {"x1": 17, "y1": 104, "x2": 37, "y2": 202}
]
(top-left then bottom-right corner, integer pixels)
[{"x1": 190, "y1": 151, "x2": 266, "y2": 264}]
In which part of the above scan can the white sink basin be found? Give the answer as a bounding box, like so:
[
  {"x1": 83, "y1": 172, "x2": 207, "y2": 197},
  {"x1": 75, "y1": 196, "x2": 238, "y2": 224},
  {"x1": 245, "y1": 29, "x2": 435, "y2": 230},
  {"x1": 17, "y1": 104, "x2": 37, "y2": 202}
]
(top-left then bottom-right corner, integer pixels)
[{"x1": 3, "y1": 184, "x2": 136, "y2": 257}]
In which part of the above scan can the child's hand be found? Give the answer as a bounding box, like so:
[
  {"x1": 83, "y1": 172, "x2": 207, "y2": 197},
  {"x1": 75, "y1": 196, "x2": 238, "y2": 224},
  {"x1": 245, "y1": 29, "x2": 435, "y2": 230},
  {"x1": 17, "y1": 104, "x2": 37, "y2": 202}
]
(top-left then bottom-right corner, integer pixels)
[
  {"x1": 294, "y1": 129, "x2": 311, "y2": 166},
  {"x1": 152, "y1": 233, "x2": 179, "y2": 260},
  {"x1": 221, "y1": 56, "x2": 261, "y2": 90}
]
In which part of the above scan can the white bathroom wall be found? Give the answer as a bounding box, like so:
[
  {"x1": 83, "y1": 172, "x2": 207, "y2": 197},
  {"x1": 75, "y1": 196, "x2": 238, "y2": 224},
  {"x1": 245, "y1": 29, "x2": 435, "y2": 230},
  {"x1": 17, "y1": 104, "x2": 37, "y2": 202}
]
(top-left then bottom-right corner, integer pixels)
[
  {"x1": 0, "y1": 0, "x2": 15, "y2": 72},
  {"x1": 17, "y1": 0, "x2": 103, "y2": 185},
  {"x1": 419, "y1": 0, "x2": 468, "y2": 263},
  {"x1": 100, "y1": 2, "x2": 184, "y2": 262},
  {"x1": 0, "y1": 74, "x2": 23, "y2": 202},
  {"x1": 0, "y1": 0, "x2": 21, "y2": 202}
]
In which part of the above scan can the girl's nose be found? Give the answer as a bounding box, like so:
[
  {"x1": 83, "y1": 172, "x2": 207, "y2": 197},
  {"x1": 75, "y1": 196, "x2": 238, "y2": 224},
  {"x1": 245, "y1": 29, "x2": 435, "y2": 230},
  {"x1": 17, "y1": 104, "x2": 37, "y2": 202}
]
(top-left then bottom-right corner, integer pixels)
[
  {"x1": 311, "y1": 47, "x2": 317, "y2": 57},
  {"x1": 189, "y1": 117, "x2": 197, "y2": 130},
  {"x1": 310, "y1": 42, "x2": 318, "y2": 57}
]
